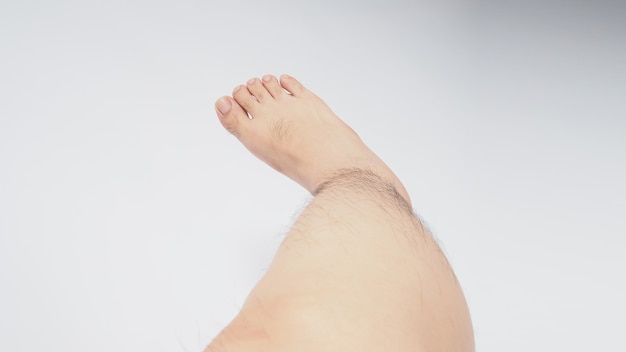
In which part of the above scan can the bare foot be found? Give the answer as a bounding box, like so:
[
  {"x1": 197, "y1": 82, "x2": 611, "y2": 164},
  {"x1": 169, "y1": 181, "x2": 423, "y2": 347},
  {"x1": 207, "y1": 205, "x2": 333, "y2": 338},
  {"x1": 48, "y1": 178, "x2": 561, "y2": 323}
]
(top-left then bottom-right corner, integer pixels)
[{"x1": 215, "y1": 74, "x2": 412, "y2": 207}]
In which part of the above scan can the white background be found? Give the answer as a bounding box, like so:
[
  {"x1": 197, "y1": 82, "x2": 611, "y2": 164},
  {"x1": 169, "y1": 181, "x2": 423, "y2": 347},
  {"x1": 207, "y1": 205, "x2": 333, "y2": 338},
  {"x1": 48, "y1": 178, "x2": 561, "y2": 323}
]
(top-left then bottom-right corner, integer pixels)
[{"x1": 1, "y1": 1, "x2": 625, "y2": 351}]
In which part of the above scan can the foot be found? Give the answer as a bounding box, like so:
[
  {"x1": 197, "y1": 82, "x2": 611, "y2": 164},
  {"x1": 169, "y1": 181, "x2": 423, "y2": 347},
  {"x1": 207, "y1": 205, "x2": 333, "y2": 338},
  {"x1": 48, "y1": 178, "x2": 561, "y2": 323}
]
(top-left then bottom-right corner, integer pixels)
[{"x1": 215, "y1": 74, "x2": 412, "y2": 207}]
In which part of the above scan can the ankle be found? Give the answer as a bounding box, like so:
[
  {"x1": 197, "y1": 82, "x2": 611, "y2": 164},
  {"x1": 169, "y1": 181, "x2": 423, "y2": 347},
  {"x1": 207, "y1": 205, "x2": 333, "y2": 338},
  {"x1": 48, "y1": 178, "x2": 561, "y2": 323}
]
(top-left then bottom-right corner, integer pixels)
[{"x1": 313, "y1": 168, "x2": 413, "y2": 215}]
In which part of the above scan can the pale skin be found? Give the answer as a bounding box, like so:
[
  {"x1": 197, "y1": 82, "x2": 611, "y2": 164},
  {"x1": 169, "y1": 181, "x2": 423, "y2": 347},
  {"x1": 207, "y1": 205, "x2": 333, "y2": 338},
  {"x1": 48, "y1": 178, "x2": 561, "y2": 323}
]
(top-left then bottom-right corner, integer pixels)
[{"x1": 208, "y1": 74, "x2": 474, "y2": 351}]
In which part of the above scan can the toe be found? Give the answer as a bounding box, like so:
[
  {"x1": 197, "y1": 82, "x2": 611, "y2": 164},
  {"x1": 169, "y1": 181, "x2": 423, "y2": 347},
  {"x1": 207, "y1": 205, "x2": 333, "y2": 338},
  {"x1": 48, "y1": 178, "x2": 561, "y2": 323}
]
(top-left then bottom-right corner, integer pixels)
[
  {"x1": 247, "y1": 78, "x2": 271, "y2": 103},
  {"x1": 232, "y1": 85, "x2": 258, "y2": 114},
  {"x1": 280, "y1": 74, "x2": 306, "y2": 96},
  {"x1": 262, "y1": 74, "x2": 283, "y2": 98},
  {"x1": 215, "y1": 96, "x2": 248, "y2": 138}
]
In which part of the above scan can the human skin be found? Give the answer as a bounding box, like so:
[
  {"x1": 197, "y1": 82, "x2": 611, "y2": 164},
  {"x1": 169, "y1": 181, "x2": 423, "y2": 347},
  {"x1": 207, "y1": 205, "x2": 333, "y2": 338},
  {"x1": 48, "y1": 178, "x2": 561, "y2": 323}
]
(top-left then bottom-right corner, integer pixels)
[{"x1": 207, "y1": 74, "x2": 474, "y2": 352}]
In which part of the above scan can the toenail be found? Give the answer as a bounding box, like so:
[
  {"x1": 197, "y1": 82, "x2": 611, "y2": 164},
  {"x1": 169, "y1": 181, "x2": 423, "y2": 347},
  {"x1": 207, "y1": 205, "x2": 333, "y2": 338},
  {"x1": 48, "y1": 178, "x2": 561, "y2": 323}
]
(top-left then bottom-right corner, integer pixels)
[
  {"x1": 216, "y1": 97, "x2": 232, "y2": 115},
  {"x1": 247, "y1": 78, "x2": 257, "y2": 85},
  {"x1": 262, "y1": 75, "x2": 272, "y2": 82}
]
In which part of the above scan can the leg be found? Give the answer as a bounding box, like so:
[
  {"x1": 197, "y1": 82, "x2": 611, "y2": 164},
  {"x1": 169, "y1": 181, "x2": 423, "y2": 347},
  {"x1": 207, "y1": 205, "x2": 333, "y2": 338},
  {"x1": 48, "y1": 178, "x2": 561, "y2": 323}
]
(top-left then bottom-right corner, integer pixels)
[{"x1": 208, "y1": 75, "x2": 474, "y2": 351}]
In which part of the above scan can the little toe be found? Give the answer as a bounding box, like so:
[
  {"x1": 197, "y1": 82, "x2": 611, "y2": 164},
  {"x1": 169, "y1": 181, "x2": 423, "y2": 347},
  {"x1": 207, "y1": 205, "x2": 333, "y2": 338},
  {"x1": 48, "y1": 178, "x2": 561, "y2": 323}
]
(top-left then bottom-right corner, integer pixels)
[
  {"x1": 280, "y1": 74, "x2": 306, "y2": 96},
  {"x1": 215, "y1": 96, "x2": 249, "y2": 138},
  {"x1": 247, "y1": 78, "x2": 271, "y2": 103},
  {"x1": 262, "y1": 74, "x2": 283, "y2": 98},
  {"x1": 232, "y1": 85, "x2": 258, "y2": 114}
]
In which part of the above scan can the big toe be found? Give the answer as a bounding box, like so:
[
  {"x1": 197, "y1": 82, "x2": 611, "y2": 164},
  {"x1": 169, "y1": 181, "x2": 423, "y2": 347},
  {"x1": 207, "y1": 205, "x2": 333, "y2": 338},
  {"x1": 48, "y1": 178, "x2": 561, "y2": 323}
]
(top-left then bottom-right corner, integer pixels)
[
  {"x1": 280, "y1": 74, "x2": 306, "y2": 96},
  {"x1": 215, "y1": 96, "x2": 248, "y2": 138}
]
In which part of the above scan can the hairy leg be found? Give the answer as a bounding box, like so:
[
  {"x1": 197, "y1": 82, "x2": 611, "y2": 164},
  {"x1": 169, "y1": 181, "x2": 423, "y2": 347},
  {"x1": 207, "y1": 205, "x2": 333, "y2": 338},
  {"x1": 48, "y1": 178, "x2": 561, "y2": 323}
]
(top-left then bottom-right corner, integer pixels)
[{"x1": 208, "y1": 75, "x2": 473, "y2": 352}]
